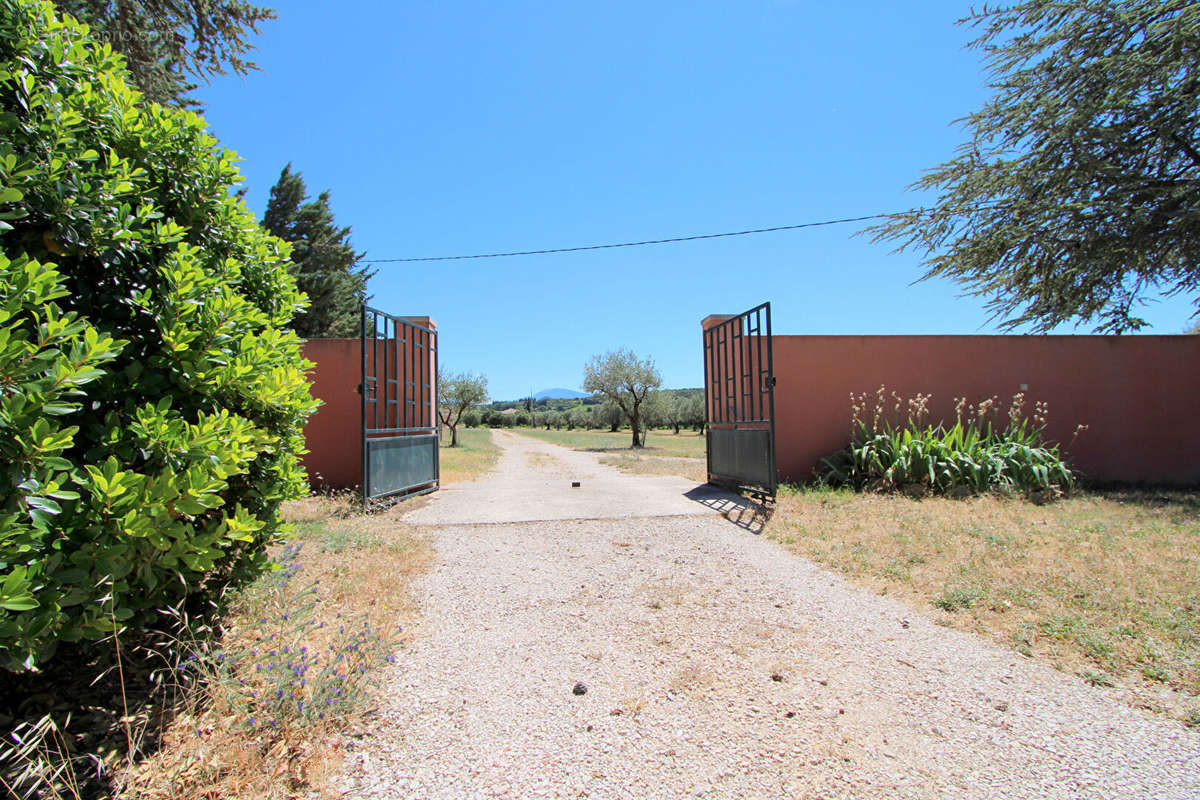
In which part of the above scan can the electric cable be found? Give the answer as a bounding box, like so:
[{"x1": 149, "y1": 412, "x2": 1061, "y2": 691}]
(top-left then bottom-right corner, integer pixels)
[{"x1": 359, "y1": 211, "x2": 899, "y2": 264}]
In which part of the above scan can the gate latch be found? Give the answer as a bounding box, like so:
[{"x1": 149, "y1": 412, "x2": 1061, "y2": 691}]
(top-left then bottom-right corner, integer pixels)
[{"x1": 764, "y1": 376, "x2": 777, "y2": 389}]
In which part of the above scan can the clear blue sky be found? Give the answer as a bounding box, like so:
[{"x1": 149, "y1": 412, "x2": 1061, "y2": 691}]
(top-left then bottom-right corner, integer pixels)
[{"x1": 194, "y1": 0, "x2": 1197, "y2": 400}]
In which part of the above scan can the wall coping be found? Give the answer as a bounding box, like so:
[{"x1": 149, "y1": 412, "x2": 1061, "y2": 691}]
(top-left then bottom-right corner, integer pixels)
[{"x1": 701, "y1": 314, "x2": 737, "y2": 330}]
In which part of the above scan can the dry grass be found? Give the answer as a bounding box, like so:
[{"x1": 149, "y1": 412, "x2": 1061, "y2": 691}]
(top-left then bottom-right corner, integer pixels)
[
  {"x1": 525, "y1": 451, "x2": 565, "y2": 470},
  {"x1": 599, "y1": 453, "x2": 707, "y2": 483},
  {"x1": 767, "y1": 486, "x2": 1200, "y2": 720},
  {"x1": 123, "y1": 494, "x2": 431, "y2": 799},
  {"x1": 439, "y1": 427, "x2": 500, "y2": 484},
  {"x1": 511, "y1": 427, "x2": 706, "y2": 459}
]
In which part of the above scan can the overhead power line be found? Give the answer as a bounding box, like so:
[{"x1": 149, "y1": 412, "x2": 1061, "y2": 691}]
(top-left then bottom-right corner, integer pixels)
[{"x1": 359, "y1": 212, "x2": 895, "y2": 264}]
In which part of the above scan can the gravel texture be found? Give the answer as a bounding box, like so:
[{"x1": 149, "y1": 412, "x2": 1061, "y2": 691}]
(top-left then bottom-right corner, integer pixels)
[{"x1": 339, "y1": 431, "x2": 1200, "y2": 799}]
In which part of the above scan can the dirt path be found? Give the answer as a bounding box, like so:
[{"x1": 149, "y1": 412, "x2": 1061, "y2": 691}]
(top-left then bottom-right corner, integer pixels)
[
  {"x1": 340, "y1": 431, "x2": 1199, "y2": 799},
  {"x1": 404, "y1": 430, "x2": 734, "y2": 525}
]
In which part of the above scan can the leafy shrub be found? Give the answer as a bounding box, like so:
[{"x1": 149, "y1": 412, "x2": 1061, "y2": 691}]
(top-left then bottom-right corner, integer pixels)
[
  {"x1": 820, "y1": 386, "x2": 1081, "y2": 497},
  {"x1": 0, "y1": 0, "x2": 317, "y2": 671}
]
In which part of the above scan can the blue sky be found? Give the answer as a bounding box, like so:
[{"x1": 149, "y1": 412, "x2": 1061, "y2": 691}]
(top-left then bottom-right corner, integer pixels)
[{"x1": 194, "y1": 1, "x2": 1197, "y2": 400}]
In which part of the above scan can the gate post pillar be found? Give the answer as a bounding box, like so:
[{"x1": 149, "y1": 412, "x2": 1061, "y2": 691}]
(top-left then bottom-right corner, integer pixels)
[
  {"x1": 401, "y1": 316, "x2": 437, "y2": 330},
  {"x1": 701, "y1": 314, "x2": 736, "y2": 331}
]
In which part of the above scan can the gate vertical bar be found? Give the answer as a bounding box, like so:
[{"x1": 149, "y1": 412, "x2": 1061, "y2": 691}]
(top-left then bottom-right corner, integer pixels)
[
  {"x1": 765, "y1": 302, "x2": 776, "y2": 495},
  {"x1": 360, "y1": 306, "x2": 369, "y2": 510}
]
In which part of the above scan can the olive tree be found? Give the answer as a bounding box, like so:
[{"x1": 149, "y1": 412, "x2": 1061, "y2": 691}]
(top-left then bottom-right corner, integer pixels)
[
  {"x1": 684, "y1": 394, "x2": 707, "y2": 432},
  {"x1": 582, "y1": 349, "x2": 662, "y2": 448},
  {"x1": 566, "y1": 406, "x2": 588, "y2": 430},
  {"x1": 437, "y1": 369, "x2": 488, "y2": 447},
  {"x1": 598, "y1": 401, "x2": 623, "y2": 432},
  {"x1": 665, "y1": 395, "x2": 688, "y2": 434}
]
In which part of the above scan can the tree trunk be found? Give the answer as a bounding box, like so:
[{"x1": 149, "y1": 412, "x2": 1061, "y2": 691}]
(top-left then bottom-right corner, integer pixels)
[
  {"x1": 630, "y1": 411, "x2": 642, "y2": 448},
  {"x1": 450, "y1": 424, "x2": 459, "y2": 447},
  {"x1": 672, "y1": 422, "x2": 680, "y2": 434}
]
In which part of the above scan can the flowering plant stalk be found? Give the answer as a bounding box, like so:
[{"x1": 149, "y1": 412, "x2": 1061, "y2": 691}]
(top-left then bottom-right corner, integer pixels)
[{"x1": 821, "y1": 386, "x2": 1084, "y2": 497}]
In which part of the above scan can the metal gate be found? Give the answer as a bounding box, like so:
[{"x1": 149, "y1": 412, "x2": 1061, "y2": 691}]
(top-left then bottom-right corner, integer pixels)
[
  {"x1": 703, "y1": 302, "x2": 777, "y2": 499},
  {"x1": 361, "y1": 305, "x2": 439, "y2": 507}
]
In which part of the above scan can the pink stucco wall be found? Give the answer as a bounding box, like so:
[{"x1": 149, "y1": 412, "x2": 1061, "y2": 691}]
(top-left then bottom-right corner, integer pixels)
[{"x1": 765, "y1": 335, "x2": 1200, "y2": 484}]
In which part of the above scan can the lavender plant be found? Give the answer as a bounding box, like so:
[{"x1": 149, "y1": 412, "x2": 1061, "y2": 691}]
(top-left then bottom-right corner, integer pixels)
[{"x1": 185, "y1": 543, "x2": 400, "y2": 733}]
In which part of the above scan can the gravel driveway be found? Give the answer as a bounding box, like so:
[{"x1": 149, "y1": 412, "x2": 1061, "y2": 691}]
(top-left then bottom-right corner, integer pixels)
[{"x1": 339, "y1": 431, "x2": 1199, "y2": 799}]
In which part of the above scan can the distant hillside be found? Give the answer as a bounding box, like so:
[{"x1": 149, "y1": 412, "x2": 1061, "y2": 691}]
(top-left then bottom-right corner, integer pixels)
[{"x1": 534, "y1": 387, "x2": 588, "y2": 400}]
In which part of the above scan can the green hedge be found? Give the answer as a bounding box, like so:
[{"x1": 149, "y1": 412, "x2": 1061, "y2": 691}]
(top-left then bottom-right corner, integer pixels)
[{"x1": 0, "y1": 0, "x2": 317, "y2": 671}]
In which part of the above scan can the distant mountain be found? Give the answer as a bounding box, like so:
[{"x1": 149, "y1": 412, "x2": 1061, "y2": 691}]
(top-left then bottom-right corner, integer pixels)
[{"x1": 534, "y1": 387, "x2": 588, "y2": 400}]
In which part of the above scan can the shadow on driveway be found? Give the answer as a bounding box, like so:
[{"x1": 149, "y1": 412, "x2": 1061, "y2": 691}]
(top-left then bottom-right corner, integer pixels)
[{"x1": 683, "y1": 485, "x2": 774, "y2": 534}]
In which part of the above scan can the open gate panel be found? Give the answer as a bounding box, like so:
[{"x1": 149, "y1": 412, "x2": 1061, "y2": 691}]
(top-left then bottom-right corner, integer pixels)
[
  {"x1": 703, "y1": 302, "x2": 777, "y2": 499},
  {"x1": 361, "y1": 306, "x2": 439, "y2": 507}
]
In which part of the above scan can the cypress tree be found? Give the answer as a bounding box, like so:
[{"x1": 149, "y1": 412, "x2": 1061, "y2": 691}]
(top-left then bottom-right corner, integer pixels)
[{"x1": 262, "y1": 164, "x2": 373, "y2": 338}]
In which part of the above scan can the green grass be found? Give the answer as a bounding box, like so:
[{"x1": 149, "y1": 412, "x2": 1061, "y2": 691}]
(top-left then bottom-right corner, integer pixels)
[
  {"x1": 509, "y1": 427, "x2": 706, "y2": 459},
  {"x1": 440, "y1": 427, "x2": 501, "y2": 484}
]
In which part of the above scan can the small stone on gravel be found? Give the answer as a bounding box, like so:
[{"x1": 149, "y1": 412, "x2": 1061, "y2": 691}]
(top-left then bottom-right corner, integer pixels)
[{"x1": 572, "y1": 682, "x2": 587, "y2": 695}]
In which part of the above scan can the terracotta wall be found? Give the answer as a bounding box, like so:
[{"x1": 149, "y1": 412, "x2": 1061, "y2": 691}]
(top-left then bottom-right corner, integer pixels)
[
  {"x1": 300, "y1": 338, "x2": 362, "y2": 488},
  {"x1": 765, "y1": 335, "x2": 1200, "y2": 485}
]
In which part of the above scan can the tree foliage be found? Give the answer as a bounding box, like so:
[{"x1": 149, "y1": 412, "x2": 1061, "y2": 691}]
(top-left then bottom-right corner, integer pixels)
[
  {"x1": 567, "y1": 406, "x2": 589, "y2": 430},
  {"x1": 582, "y1": 349, "x2": 662, "y2": 448},
  {"x1": 597, "y1": 401, "x2": 623, "y2": 432},
  {"x1": 262, "y1": 164, "x2": 372, "y2": 338},
  {"x1": 0, "y1": 0, "x2": 316, "y2": 671},
  {"x1": 640, "y1": 390, "x2": 669, "y2": 430},
  {"x1": 872, "y1": 0, "x2": 1200, "y2": 333},
  {"x1": 55, "y1": 0, "x2": 274, "y2": 108},
  {"x1": 437, "y1": 370, "x2": 488, "y2": 447}
]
